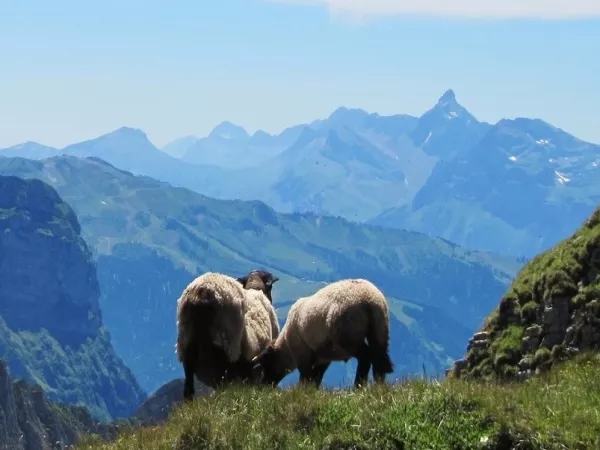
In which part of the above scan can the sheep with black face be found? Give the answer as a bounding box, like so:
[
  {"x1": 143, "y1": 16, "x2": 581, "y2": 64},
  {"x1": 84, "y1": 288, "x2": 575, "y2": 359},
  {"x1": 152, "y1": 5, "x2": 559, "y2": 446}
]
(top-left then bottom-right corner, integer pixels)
[
  {"x1": 224, "y1": 270, "x2": 281, "y2": 383},
  {"x1": 175, "y1": 269, "x2": 280, "y2": 401},
  {"x1": 250, "y1": 278, "x2": 394, "y2": 389}
]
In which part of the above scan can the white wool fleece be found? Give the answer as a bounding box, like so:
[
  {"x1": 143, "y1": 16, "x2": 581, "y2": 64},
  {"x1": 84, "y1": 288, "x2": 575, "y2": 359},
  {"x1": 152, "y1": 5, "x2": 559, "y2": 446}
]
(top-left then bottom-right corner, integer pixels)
[
  {"x1": 241, "y1": 289, "x2": 280, "y2": 360},
  {"x1": 176, "y1": 272, "x2": 248, "y2": 363},
  {"x1": 273, "y1": 278, "x2": 390, "y2": 369}
]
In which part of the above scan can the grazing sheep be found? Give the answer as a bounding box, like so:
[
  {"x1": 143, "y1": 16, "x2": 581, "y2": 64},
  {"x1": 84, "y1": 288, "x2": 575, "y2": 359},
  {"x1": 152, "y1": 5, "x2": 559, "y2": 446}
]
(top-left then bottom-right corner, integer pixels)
[
  {"x1": 176, "y1": 271, "x2": 248, "y2": 400},
  {"x1": 251, "y1": 278, "x2": 394, "y2": 389},
  {"x1": 237, "y1": 269, "x2": 279, "y2": 303},
  {"x1": 225, "y1": 287, "x2": 281, "y2": 383},
  {"x1": 176, "y1": 269, "x2": 281, "y2": 400},
  {"x1": 223, "y1": 270, "x2": 281, "y2": 383}
]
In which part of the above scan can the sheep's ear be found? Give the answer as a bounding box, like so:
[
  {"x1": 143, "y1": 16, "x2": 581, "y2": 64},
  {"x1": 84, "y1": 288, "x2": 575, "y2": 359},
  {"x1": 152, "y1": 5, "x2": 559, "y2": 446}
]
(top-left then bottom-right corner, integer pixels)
[{"x1": 236, "y1": 276, "x2": 248, "y2": 286}]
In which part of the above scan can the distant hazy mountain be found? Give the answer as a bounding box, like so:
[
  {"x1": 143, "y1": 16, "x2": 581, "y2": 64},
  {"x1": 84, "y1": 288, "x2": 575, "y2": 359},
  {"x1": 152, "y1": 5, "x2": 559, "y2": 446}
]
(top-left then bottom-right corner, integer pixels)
[
  {"x1": 370, "y1": 117, "x2": 600, "y2": 257},
  {"x1": 163, "y1": 121, "x2": 305, "y2": 169},
  {"x1": 0, "y1": 154, "x2": 519, "y2": 393},
  {"x1": 5, "y1": 89, "x2": 598, "y2": 257},
  {"x1": 0, "y1": 141, "x2": 61, "y2": 159}
]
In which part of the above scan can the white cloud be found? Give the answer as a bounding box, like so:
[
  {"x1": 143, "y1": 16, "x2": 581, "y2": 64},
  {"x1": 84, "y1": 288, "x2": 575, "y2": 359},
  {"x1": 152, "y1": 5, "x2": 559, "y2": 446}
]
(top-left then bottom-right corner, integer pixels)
[{"x1": 268, "y1": 0, "x2": 600, "y2": 20}]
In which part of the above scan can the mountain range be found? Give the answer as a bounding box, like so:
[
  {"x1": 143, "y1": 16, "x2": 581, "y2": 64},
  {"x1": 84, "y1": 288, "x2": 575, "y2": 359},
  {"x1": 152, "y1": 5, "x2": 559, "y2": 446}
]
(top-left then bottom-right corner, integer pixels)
[
  {"x1": 2, "y1": 89, "x2": 598, "y2": 259},
  {"x1": 0, "y1": 154, "x2": 518, "y2": 395}
]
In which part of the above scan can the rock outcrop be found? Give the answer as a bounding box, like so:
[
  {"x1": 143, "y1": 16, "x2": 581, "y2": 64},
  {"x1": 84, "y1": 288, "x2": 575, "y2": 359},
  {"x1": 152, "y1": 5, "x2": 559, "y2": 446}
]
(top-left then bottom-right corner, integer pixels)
[
  {"x1": 133, "y1": 378, "x2": 213, "y2": 426},
  {"x1": 0, "y1": 360, "x2": 123, "y2": 450},
  {"x1": 449, "y1": 205, "x2": 600, "y2": 380},
  {"x1": 0, "y1": 175, "x2": 146, "y2": 421}
]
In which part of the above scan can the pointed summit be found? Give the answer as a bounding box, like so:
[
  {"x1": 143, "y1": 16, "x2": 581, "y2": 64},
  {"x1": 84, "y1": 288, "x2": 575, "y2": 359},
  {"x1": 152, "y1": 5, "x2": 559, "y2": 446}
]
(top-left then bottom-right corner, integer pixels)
[
  {"x1": 410, "y1": 89, "x2": 486, "y2": 157},
  {"x1": 438, "y1": 89, "x2": 457, "y2": 105}
]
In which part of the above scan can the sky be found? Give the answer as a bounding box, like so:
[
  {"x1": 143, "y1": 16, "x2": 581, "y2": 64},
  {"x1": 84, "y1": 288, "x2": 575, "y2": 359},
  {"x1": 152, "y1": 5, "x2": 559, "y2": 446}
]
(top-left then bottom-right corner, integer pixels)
[{"x1": 0, "y1": 0, "x2": 599, "y2": 149}]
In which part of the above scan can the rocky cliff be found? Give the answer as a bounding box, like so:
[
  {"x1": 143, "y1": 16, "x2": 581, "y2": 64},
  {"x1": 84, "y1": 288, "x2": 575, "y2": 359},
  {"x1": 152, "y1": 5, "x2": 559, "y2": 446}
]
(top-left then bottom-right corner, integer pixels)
[
  {"x1": 133, "y1": 378, "x2": 212, "y2": 427},
  {"x1": 0, "y1": 360, "x2": 124, "y2": 450},
  {"x1": 0, "y1": 175, "x2": 146, "y2": 421},
  {"x1": 449, "y1": 205, "x2": 600, "y2": 380}
]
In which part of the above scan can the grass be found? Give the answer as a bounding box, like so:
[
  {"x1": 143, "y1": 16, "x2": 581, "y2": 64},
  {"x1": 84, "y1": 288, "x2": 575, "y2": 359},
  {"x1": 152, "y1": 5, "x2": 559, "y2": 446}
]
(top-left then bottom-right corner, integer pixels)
[{"x1": 78, "y1": 353, "x2": 600, "y2": 450}]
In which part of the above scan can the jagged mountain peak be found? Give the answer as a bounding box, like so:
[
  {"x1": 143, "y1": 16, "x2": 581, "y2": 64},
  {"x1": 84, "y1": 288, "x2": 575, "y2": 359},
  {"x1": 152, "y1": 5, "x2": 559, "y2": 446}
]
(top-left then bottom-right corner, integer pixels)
[
  {"x1": 427, "y1": 88, "x2": 471, "y2": 120},
  {"x1": 437, "y1": 89, "x2": 457, "y2": 106}
]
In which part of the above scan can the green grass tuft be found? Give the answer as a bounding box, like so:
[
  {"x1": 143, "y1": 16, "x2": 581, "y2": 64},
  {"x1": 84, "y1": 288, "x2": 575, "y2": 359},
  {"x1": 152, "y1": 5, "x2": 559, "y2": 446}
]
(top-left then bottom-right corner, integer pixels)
[{"x1": 78, "y1": 354, "x2": 600, "y2": 450}]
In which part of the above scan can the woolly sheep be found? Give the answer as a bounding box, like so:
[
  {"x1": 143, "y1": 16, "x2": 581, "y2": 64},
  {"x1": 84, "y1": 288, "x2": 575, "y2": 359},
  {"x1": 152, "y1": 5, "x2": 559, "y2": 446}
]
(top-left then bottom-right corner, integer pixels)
[
  {"x1": 250, "y1": 278, "x2": 394, "y2": 388},
  {"x1": 224, "y1": 286, "x2": 281, "y2": 383},
  {"x1": 176, "y1": 271, "x2": 247, "y2": 400},
  {"x1": 175, "y1": 270, "x2": 281, "y2": 400}
]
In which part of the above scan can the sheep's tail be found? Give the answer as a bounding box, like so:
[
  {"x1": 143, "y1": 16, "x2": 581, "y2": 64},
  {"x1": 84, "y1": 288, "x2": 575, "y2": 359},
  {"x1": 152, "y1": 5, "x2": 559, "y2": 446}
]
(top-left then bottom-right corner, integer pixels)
[{"x1": 365, "y1": 301, "x2": 394, "y2": 376}]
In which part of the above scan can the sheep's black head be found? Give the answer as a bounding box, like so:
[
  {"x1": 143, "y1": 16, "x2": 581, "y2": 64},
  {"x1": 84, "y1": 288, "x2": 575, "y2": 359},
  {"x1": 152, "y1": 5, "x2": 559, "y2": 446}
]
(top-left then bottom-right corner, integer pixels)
[
  {"x1": 251, "y1": 344, "x2": 288, "y2": 387},
  {"x1": 237, "y1": 270, "x2": 279, "y2": 303}
]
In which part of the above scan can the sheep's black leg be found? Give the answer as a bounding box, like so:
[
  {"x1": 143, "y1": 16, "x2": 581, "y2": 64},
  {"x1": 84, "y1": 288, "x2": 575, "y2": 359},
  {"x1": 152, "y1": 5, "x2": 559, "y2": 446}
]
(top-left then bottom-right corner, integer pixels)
[
  {"x1": 353, "y1": 342, "x2": 371, "y2": 388},
  {"x1": 182, "y1": 344, "x2": 197, "y2": 402},
  {"x1": 298, "y1": 364, "x2": 314, "y2": 385},
  {"x1": 369, "y1": 346, "x2": 394, "y2": 384},
  {"x1": 310, "y1": 362, "x2": 330, "y2": 388}
]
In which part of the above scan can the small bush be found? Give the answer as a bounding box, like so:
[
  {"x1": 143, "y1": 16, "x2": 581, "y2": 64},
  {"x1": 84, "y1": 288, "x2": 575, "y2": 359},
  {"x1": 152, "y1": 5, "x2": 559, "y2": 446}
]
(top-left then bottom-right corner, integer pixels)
[
  {"x1": 520, "y1": 301, "x2": 539, "y2": 325},
  {"x1": 533, "y1": 347, "x2": 551, "y2": 366}
]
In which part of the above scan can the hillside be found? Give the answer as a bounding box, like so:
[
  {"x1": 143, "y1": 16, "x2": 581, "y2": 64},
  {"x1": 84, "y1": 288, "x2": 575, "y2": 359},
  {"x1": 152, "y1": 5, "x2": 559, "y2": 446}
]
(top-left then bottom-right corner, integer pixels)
[
  {"x1": 0, "y1": 175, "x2": 146, "y2": 421},
  {"x1": 0, "y1": 360, "x2": 124, "y2": 450},
  {"x1": 449, "y1": 204, "x2": 600, "y2": 381},
  {"x1": 0, "y1": 154, "x2": 519, "y2": 394},
  {"x1": 78, "y1": 353, "x2": 600, "y2": 450},
  {"x1": 371, "y1": 117, "x2": 600, "y2": 257}
]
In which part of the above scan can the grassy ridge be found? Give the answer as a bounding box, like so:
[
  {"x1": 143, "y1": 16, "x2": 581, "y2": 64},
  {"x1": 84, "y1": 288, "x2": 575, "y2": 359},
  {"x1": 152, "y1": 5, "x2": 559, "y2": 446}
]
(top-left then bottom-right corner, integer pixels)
[
  {"x1": 79, "y1": 354, "x2": 600, "y2": 450},
  {"x1": 456, "y1": 206, "x2": 600, "y2": 380}
]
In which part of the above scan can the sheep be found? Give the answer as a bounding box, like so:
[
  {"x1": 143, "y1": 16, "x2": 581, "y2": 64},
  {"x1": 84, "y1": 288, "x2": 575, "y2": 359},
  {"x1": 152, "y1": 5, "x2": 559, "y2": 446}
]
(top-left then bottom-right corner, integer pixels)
[
  {"x1": 236, "y1": 269, "x2": 279, "y2": 304},
  {"x1": 176, "y1": 269, "x2": 281, "y2": 400},
  {"x1": 176, "y1": 271, "x2": 248, "y2": 400},
  {"x1": 220, "y1": 269, "x2": 280, "y2": 383},
  {"x1": 250, "y1": 278, "x2": 394, "y2": 389},
  {"x1": 224, "y1": 286, "x2": 281, "y2": 384}
]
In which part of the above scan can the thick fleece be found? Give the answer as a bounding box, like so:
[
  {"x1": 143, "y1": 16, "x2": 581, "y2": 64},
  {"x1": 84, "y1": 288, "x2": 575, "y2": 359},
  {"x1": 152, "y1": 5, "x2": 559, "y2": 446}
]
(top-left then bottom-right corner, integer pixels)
[
  {"x1": 241, "y1": 289, "x2": 280, "y2": 361},
  {"x1": 257, "y1": 278, "x2": 394, "y2": 387},
  {"x1": 176, "y1": 272, "x2": 247, "y2": 378}
]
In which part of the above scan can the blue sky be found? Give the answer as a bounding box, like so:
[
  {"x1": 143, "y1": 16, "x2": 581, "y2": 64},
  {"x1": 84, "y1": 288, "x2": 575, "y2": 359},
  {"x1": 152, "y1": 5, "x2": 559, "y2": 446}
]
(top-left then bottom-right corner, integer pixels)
[{"x1": 0, "y1": 0, "x2": 599, "y2": 148}]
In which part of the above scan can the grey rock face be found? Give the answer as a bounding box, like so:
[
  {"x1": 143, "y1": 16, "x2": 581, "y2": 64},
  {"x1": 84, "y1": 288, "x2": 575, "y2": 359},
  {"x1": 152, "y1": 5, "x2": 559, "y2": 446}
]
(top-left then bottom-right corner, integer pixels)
[
  {"x1": 0, "y1": 176, "x2": 102, "y2": 346},
  {"x1": 134, "y1": 378, "x2": 213, "y2": 427},
  {"x1": 0, "y1": 175, "x2": 146, "y2": 420},
  {"x1": 0, "y1": 360, "x2": 120, "y2": 450}
]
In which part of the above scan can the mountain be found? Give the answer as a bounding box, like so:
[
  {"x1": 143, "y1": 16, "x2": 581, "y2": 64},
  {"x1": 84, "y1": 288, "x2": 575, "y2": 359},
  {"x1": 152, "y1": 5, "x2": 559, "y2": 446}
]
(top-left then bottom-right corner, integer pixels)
[
  {"x1": 0, "y1": 142, "x2": 60, "y2": 159},
  {"x1": 167, "y1": 107, "x2": 429, "y2": 221},
  {"x1": 0, "y1": 154, "x2": 520, "y2": 394},
  {"x1": 0, "y1": 175, "x2": 146, "y2": 421},
  {"x1": 6, "y1": 91, "x2": 599, "y2": 252},
  {"x1": 163, "y1": 121, "x2": 304, "y2": 169},
  {"x1": 449, "y1": 204, "x2": 600, "y2": 381},
  {"x1": 409, "y1": 89, "x2": 491, "y2": 158},
  {"x1": 371, "y1": 117, "x2": 600, "y2": 257},
  {"x1": 232, "y1": 126, "x2": 413, "y2": 221},
  {"x1": 0, "y1": 360, "x2": 123, "y2": 450}
]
